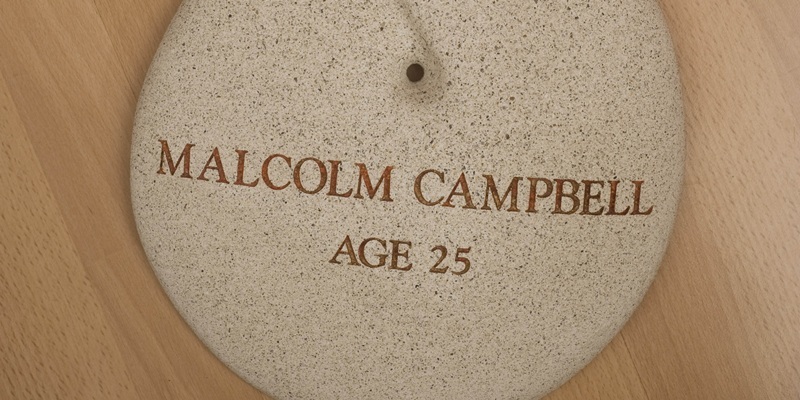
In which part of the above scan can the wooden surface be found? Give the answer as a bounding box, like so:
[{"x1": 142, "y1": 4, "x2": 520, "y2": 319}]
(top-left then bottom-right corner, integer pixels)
[{"x1": 1, "y1": 1, "x2": 798, "y2": 399}]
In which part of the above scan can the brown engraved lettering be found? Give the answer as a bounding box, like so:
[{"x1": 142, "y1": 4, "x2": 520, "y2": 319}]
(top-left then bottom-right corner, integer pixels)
[
  {"x1": 330, "y1": 236, "x2": 360, "y2": 265},
  {"x1": 442, "y1": 173, "x2": 477, "y2": 209},
  {"x1": 327, "y1": 160, "x2": 354, "y2": 198},
  {"x1": 481, "y1": 175, "x2": 522, "y2": 212},
  {"x1": 414, "y1": 169, "x2": 445, "y2": 206},
  {"x1": 157, "y1": 140, "x2": 194, "y2": 178},
  {"x1": 553, "y1": 179, "x2": 580, "y2": 215},
  {"x1": 581, "y1": 180, "x2": 605, "y2": 215},
  {"x1": 526, "y1": 178, "x2": 553, "y2": 213},
  {"x1": 262, "y1": 154, "x2": 292, "y2": 190},
  {"x1": 631, "y1": 180, "x2": 654, "y2": 215},
  {"x1": 353, "y1": 163, "x2": 394, "y2": 202},
  {"x1": 234, "y1": 149, "x2": 258, "y2": 187},
  {"x1": 606, "y1": 180, "x2": 630, "y2": 216},
  {"x1": 388, "y1": 240, "x2": 413, "y2": 271},
  {"x1": 293, "y1": 157, "x2": 327, "y2": 194},
  {"x1": 197, "y1": 147, "x2": 229, "y2": 184},
  {"x1": 358, "y1": 237, "x2": 388, "y2": 268}
]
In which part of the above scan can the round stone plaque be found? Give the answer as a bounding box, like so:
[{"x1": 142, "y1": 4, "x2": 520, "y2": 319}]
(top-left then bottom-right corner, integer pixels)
[{"x1": 131, "y1": 1, "x2": 684, "y2": 399}]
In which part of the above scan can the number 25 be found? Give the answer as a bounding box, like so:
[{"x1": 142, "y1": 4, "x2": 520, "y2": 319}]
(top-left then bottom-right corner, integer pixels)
[{"x1": 430, "y1": 246, "x2": 472, "y2": 276}]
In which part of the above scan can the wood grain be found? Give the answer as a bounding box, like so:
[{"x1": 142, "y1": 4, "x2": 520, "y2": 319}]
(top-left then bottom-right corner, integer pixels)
[{"x1": 1, "y1": 1, "x2": 797, "y2": 399}]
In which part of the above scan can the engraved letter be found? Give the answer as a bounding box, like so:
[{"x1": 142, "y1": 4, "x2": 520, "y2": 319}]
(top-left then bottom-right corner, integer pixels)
[
  {"x1": 389, "y1": 240, "x2": 413, "y2": 272},
  {"x1": 197, "y1": 147, "x2": 230, "y2": 184},
  {"x1": 330, "y1": 236, "x2": 360, "y2": 266},
  {"x1": 581, "y1": 180, "x2": 605, "y2": 215},
  {"x1": 482, "y1": 175, "x2": 522, "y2": 212},
  {"x1": 358, "y1": 238, "x2": 388, "y2": 268},
  {"x1": 553, "y1": 179, "x2": 580, "y2": 215},
  {"x1": 442, "y1": 172, "x2": 477, "y2": 209},
  {"x1": 262, "y1": 154, "x2": 292, "y2": 190},
  {"x1": 631, "y1": 180, "x2": 654, "y2": 215},
  {"x1": 353, "y1": 164, "x2": 394, "y2": 202},
  {"x1": 157, "y1": 140, "x2": 194, "y2": 178},
  {"x1": 606, "y1": 180, "x2": 630, "y2": 216},
  {"x1": 293, "y1": 157, "x2": 328, "y2": 195},
  {"x1": 234, "y1": 149, "x2": 258, "y2": 187},
  {"x1": 526, "y1": 178, "x2": 553, "y2": 213},
  {"x1": 414, "y1": 169, "x2": 445, "y2": 206},
  {"x1": 327, "y1": 160, "x2": 354, "y2": 198}
]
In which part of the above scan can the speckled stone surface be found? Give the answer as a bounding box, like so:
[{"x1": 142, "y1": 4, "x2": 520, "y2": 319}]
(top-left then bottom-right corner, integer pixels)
[{"x1": 131, "y1": 1, "x2": 684, "y2": 399}]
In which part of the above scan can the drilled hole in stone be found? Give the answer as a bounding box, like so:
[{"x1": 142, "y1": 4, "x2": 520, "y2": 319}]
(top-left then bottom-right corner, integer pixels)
[{"x1": 406, "y1": 63, "x2": 425, "y2": 83}]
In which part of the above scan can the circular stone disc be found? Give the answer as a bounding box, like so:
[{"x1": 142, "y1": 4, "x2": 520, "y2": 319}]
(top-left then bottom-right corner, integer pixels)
[{"x1": 131, "y1": 1, "x2": 684, "y2": 399}]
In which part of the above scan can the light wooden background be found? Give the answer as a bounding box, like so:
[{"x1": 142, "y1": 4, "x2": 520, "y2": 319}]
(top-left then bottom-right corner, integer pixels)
[{"x1": 1, "y1": 1, "x2": 798, "y2": 399}]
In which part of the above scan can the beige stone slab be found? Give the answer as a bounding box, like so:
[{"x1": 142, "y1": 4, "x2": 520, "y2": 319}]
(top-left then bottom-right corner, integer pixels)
[{"x1": 131, "y1": 1, "x2": 684, "y2": 399}]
